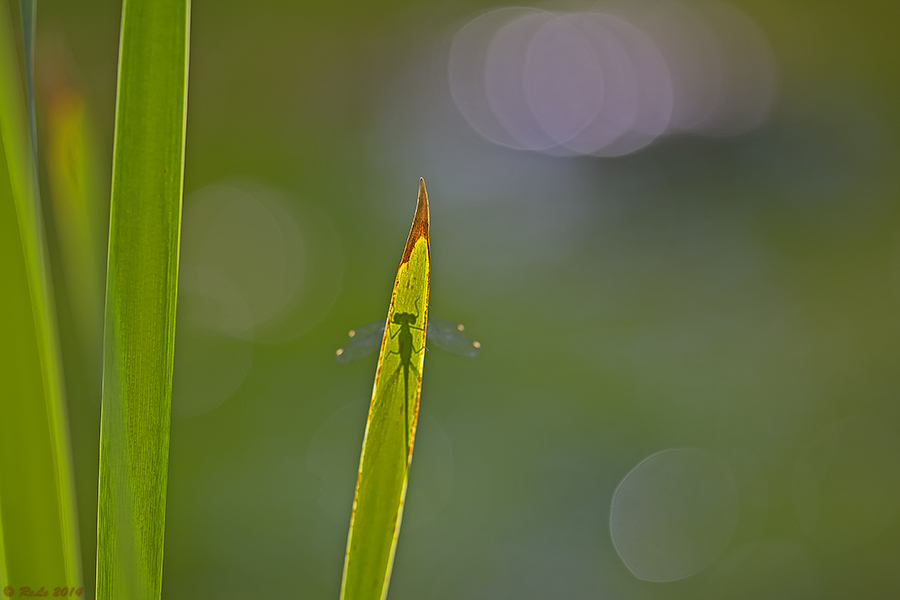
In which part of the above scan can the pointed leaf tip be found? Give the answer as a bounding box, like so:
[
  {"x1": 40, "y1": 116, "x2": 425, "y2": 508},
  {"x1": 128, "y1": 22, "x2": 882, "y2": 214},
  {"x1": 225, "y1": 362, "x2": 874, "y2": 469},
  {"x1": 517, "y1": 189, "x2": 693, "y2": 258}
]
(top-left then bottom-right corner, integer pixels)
[
  {"x1": 416, "y1": 177, "x2": 429, "y2": 227},
  {"x1": 402, "y1": 178, "x2": 430, "y2": 264}
]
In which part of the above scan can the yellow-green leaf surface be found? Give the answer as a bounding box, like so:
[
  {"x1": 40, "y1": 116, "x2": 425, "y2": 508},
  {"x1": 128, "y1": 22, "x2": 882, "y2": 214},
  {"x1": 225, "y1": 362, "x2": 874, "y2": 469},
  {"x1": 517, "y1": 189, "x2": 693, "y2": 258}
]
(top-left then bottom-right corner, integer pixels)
[
  {"x1": 340, "y1": 178, "x2": 431, "y2": 600},
  {"x1": 96, "y1": 1, "x2": 190, "y2": 599},
  {"x1": 0, "y1": 0, "x2": 82, "y2": 592}
]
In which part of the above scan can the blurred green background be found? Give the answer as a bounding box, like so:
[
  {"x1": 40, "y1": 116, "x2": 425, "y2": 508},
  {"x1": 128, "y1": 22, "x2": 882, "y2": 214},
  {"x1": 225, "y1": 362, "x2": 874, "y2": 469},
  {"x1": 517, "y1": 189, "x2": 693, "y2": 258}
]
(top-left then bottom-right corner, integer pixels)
[{"x1": 17, "y1": 0, "x2": 900, "y2": 597}]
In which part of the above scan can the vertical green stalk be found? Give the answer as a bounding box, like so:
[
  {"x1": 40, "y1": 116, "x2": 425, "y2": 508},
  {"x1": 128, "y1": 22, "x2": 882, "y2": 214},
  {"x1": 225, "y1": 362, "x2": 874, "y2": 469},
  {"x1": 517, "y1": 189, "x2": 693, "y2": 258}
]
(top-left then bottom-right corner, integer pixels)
[
  {"x1": 341, "y1": 179, "x2": 432, "y2": 600},
  {"x1": 95, "y1": 0, "x2": 190, "y2": 598},
  {"x1": 0, "y1": 0, "x2": 82, "y2": 592}
]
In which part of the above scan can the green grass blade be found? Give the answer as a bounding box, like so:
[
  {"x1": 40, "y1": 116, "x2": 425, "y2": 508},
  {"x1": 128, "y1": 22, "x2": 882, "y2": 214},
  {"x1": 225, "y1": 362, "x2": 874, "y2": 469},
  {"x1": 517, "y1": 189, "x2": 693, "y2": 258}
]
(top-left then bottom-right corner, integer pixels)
[
  {"x1": 0, "y1": 0, "x2": 82, "y2": 592},
  {"x1": 340, "y1": 178, "x2": 431, "y2": 600},
  {"x1": 95, "y1": 0, "x2": 190, "y2": 598},
  {"x1": 18, "y1": 0, "x2": 36, "y2": 167}
]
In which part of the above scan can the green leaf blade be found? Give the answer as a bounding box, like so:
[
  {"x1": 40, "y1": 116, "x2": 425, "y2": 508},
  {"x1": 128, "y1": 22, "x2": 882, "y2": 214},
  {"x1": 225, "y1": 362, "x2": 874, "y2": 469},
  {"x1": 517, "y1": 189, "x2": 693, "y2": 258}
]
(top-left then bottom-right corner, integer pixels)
[
  {"x1": 341, "y1": 179, "x2": 432, "y2": 600},
  {"x1": 0, "y1": 0, "x2": 82, "y2": 591},
  {"x1": 96, "y1": 1, "x2": 191, "y2": 599}
]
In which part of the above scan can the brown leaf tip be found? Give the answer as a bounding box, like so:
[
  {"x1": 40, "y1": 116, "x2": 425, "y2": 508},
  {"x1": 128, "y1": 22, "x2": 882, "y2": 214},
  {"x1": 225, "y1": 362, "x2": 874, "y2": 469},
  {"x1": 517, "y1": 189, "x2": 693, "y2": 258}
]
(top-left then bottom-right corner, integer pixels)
[{"x1": 401, "y1": 177, "x2": 430, "y2": 264}]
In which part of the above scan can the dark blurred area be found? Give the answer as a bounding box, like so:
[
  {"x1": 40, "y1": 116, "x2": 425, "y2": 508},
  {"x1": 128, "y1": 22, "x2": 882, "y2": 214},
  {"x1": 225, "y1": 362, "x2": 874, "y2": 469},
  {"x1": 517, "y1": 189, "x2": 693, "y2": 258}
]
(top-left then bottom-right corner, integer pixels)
[{"x1": 28, "y1": 0, "x2": 900, "y2": 597}]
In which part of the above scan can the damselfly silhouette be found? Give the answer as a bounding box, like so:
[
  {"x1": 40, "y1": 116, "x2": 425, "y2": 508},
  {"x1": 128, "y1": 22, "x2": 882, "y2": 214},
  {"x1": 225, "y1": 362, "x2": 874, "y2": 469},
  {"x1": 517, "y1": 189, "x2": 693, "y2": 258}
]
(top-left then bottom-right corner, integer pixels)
[{"x1": 335, "y1": 316, "x2": 481, "y2": 364}]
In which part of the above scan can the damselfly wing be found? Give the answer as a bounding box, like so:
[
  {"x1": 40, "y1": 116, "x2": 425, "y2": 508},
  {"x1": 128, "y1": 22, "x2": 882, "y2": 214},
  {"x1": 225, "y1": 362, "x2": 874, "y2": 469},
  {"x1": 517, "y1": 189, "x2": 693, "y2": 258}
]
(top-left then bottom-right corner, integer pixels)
[{"x1": 335, "y1": 316, "x2": 481, "y2": 364}]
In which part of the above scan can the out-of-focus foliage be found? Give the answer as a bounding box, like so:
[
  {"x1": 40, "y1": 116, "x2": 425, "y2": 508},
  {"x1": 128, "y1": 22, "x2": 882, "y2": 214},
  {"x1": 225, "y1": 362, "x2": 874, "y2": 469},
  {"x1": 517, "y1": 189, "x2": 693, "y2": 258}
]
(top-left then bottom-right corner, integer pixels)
[
  {"x1": 39, "y1": 32, "x2": 105, "y2": 360},
  {"x1": 7, "y1": 0, "x2": 900, "y2": 598},
  {"x1": 0, "y1": 0, "x2": 82, "y2": 592}
]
